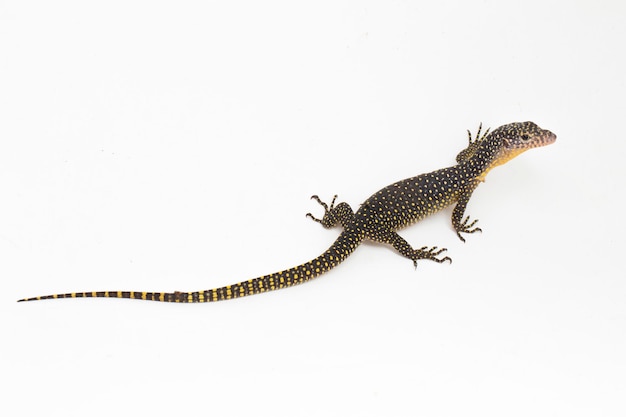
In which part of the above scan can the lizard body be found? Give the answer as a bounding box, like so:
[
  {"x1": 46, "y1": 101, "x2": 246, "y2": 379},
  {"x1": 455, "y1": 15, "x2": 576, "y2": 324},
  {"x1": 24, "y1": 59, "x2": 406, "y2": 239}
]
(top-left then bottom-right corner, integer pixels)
[{"x1": 19, "y1": 121, "x2": 556, "y2": 303}]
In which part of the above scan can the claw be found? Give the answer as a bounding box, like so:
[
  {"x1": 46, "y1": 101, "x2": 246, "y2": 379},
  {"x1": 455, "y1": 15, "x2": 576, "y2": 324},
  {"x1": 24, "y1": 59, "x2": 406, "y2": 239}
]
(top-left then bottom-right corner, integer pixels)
[
  {"x1": 467, "y1": 123, "x2": 491, "y2": 144},
  {"x1": 306, "y1": 212, "x2": 321, "y2": 223},
  {"x1": 413, "y1": 246, "x2": 452, "y2": 265},
  {"x1": 310, "y1": 194, "x2": 338, "y2": 212},
  {"x1": 456, "y1": 216, "x2": 482, "y2": 242}
]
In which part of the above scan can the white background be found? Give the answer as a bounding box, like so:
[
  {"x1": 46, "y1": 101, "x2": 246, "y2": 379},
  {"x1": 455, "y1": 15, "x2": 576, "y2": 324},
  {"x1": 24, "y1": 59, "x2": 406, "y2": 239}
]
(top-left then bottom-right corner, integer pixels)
[{"x1": 1, "y1": 1, "x2": 625, "y2": 416}]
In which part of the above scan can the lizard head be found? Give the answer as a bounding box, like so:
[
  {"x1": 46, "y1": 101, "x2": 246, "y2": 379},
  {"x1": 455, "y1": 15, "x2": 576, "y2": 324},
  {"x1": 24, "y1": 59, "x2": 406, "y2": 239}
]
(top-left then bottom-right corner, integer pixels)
[
  {"x1": 492, "y1": 121, "x2": 556, "y2": 152},
  {"x1": 465, "y1": 121, "x2": 556, "y2": 181},
  {"x1": 487, "y1": 121, "x2": 556, "y2": 170}
]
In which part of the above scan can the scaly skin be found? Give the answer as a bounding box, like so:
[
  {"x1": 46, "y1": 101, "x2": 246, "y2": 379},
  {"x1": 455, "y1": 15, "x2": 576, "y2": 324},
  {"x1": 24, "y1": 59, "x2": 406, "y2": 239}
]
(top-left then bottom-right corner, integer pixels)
[{"x1": 19, "y1": 121, "x2": 556, "y2": 303}]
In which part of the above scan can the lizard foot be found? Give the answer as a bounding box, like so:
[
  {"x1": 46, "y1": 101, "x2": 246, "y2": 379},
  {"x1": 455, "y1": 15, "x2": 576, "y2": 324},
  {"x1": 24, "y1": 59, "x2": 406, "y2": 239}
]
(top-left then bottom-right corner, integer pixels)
[
  {"x1": 306, "y1": 194, "x2": 337, "y2": 224},
  {"x1": 306, "y1": 195, "x2": 354, "y2": 229},
  {"x1": 455, "y1": 216, "x2": 482, "y2": 242},
  {"x1": 412, "y1": 246, "x2": 452, "y2": 267}
]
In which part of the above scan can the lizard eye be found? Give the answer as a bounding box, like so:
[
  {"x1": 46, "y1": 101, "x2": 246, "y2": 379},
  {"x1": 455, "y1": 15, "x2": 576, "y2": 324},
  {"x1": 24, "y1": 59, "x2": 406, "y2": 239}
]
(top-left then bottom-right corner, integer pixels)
[{"x1": 521, "y1": 134, "x2": 530, "y2": 141}]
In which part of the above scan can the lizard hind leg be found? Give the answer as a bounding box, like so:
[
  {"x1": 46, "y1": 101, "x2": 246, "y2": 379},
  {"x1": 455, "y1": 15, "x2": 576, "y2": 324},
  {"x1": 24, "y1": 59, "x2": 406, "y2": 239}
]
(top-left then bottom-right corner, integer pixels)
[{"x1": 306, "y1": 195, "x2": 355, "y2": 229}]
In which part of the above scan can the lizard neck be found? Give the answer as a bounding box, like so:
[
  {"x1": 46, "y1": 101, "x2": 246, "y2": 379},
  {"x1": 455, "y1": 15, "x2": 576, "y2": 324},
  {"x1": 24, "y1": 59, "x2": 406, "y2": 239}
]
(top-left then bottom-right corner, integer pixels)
[{"x1": 462, "y1": 137, "x2": 526, "y2": 182}]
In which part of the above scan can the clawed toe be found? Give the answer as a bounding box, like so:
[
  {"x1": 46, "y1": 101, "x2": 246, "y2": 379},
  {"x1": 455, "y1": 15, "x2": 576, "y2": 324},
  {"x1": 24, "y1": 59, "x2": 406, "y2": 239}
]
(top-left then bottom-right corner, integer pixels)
[
  {"x1": 413, "y1": 246, "x2": 452, "y2": 265},
  {"x1": 306, "y1": 212, "x2": 322, "y2": 224},
  {"x1": 456, "y1": 215, "x2": 482, "y2": 242}
]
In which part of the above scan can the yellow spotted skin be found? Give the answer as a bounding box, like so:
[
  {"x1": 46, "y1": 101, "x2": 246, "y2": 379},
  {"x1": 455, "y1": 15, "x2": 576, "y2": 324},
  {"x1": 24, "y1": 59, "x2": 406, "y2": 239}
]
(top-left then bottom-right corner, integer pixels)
[{"x1": 18, "y1": 121, "x2": 556, "y2": 303}]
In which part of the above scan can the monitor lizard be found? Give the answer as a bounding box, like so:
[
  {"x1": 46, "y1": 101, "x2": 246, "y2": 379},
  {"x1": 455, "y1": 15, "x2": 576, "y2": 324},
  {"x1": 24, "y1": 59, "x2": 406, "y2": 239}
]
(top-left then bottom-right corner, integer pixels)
[{"x1": 18, "y1": 121, "x2": 556, "y2": 303}]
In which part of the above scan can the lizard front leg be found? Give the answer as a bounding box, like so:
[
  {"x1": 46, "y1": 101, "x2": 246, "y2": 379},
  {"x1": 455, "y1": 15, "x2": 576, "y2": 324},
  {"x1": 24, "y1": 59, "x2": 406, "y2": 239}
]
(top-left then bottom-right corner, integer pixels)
[{"x1": 452, "y1": 186, "x2": 482, "y2": 242}]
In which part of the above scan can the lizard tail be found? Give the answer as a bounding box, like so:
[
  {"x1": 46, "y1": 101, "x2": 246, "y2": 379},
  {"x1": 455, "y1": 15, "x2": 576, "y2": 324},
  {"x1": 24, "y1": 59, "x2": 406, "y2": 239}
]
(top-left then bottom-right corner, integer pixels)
[{"x1": 18, "y1": 230, "x2": 363, "y2": 303}]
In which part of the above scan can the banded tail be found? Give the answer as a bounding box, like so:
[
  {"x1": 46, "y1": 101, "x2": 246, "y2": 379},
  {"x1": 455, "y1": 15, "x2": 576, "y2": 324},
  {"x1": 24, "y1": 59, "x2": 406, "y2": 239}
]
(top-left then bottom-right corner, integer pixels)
[{"x1": 18, "y1": 230, "x2": 363, "y2": 303}]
